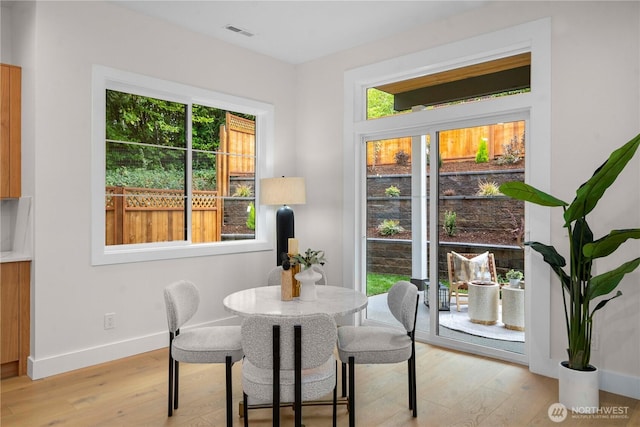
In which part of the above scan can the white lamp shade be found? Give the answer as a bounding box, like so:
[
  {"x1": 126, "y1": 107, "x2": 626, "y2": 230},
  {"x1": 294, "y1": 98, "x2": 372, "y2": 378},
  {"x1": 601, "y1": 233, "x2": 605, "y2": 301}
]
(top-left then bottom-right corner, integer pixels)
[{"x1": 260, "y1": 177, "x2": 306, "y2": 205}]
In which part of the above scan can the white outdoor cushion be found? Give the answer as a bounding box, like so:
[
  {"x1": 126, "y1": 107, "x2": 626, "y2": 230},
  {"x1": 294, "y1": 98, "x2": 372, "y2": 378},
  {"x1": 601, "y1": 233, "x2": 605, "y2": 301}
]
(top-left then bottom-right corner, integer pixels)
[{"x1": 451, "y1": 251, "x2": 489, "y2": 282}]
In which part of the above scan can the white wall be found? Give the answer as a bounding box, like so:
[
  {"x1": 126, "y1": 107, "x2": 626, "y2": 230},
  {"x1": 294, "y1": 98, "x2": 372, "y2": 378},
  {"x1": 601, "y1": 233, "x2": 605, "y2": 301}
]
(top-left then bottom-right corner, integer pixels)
[
  {"x1": 12, "y1": 1, "x2": 297, "y2": 378},
  {"x1": 8, "y1": 0, "x2": 640, "y2": 399},
  {"x1": 294, "y1": 1, "x2": 640, "y2": 398}
]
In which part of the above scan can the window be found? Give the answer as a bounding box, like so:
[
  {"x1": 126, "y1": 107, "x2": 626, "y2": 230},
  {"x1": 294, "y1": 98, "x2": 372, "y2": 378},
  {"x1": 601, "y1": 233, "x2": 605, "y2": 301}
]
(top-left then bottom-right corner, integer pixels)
[
  {"x1": 92, "y1": 66, "x2": 273, "y2": 265},
  {"x1": 367, "y1": 53, "x2": 531, "y2": 120}
]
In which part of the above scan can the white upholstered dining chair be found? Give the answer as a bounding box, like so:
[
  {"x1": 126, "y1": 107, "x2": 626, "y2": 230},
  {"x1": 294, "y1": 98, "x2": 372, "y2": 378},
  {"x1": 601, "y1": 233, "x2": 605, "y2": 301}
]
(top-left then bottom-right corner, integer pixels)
[
  {"x1": 163, "y1": 280, "x2": 243, "y2": 426},
  {"x1": 337, "y1": 281, "x2": 419, "y2": 427},
  {"x1": 241, "y1": 313, "x2": 338, "y2": 427}
]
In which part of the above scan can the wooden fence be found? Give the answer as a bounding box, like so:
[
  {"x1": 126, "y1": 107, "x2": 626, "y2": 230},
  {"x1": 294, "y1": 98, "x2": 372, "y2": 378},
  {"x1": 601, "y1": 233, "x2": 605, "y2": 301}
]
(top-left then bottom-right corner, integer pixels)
[
  {"x1": 217, "y1": 112, "x2": 255, "y2": 197},
  {"x1": 367, "y1": 121, "x2": 525, "y2": 166},
  {"x1": 105, "y1": 186, "x2": 220, "y2": 245}
]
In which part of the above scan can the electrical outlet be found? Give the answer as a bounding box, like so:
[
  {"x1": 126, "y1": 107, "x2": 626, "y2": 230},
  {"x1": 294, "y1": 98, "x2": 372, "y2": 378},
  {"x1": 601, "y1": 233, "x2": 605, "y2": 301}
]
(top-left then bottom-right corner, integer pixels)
[{"x1": 104, "y1": 313, "x2": 116, "y2": 330}]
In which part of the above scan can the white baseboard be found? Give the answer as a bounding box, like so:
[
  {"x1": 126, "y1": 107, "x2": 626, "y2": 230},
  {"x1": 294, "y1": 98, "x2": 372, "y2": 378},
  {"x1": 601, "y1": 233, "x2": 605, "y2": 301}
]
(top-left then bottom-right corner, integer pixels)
[
  {"x1": 600, "y1": 369, "x2": 640, "y2": 400},
  {"x1": 28, "y1": 316, "x2": 241, "y2": 380}
]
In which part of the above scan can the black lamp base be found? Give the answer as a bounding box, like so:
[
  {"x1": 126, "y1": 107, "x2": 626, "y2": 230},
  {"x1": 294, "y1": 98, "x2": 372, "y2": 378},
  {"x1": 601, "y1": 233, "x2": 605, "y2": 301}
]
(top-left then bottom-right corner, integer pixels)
[{"x1": 276, "y1": 205, "x2": 294, "y2": 265}]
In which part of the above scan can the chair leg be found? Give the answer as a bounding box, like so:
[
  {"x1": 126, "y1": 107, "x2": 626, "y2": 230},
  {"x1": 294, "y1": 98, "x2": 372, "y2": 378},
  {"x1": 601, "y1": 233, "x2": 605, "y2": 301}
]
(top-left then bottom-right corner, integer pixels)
[
  {"x1": 226, "y1": 356, "x2": 232, "y2": 427},
  {"x1": 273, "y1": 325, "x2": 281, "y2": 427},
  {"x1": 408, "y1": 358, "x2": 413, "y2": 410},
  {"x1": 243, "y1": 392, "x2": 249, "y2": 427},
  {"x1": 294, "y1": 325, "x2": 302, "y2": 427},
  {"x1": 174, "y1": 360, "x2": 180, "y2": 410},
  {"x1": 341, "y1": 362, "x2": 347, "y2": 397},
  {"x1": 348, "y1": 356, "x2": 355, "y2": 427},
  {"x1": 410, "y1": 345, "x2": 417, "y2": 417},
  {"x1": 168, "y1": 345, "x2": 174, "y2": 417},
  {"x1": 333, "y1": 361, "x2": 337, "y2": 427}
]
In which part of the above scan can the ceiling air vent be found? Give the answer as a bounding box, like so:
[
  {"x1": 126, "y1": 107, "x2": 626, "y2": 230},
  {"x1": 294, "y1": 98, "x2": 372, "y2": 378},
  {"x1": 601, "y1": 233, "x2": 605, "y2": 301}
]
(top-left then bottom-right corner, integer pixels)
[{"x1": 224, "y1": 25, "x2": 254, "y2": 37}]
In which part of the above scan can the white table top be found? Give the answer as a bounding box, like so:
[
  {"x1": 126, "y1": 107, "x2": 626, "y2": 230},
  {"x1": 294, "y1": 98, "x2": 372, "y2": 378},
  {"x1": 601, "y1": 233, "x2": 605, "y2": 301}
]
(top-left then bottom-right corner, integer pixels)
[{"x1": 223, "y1": 285, "x2": 368, "y2": 317}]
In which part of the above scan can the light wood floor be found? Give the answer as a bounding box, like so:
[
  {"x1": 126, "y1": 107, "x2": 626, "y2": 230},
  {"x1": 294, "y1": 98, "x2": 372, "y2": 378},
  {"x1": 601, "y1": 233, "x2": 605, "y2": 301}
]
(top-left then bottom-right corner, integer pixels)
[{"x1": 1, "y1": 343, "x2": 638, "y2": 426}]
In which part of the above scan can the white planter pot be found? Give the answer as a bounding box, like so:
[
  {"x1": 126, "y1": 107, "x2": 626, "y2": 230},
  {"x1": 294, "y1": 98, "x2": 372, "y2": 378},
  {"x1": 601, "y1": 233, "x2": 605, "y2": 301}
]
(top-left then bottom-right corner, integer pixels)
[
  {"x1": 509, "y1": 278, "x2": 522, "y2": 288},
  {"x1": 558, "y1": 361, "x2": 599, "y2": 413}
]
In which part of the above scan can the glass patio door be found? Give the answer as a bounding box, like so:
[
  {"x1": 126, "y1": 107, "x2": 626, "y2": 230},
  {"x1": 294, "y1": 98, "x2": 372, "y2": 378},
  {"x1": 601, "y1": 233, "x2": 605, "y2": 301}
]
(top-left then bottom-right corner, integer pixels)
[{"x1": 363, "y1": 119, "x2": 527, "y2": 357}]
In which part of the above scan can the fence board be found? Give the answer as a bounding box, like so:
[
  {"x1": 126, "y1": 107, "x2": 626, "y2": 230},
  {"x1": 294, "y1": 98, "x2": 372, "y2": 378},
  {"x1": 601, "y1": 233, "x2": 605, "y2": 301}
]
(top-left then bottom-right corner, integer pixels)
[{"x1": 105, "y1": 187, "x2": 219, "y2": 245}]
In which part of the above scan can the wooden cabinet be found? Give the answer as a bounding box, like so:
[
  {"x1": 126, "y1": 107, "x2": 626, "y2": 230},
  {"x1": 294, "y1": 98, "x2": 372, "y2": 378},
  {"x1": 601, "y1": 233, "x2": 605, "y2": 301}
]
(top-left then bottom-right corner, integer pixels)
[
  {"x1": 1, "y1": 261, "x2": 30, "y2": 378},
  {"x1": 1, "y1": 64, "x2": 22, "y2": 199}
]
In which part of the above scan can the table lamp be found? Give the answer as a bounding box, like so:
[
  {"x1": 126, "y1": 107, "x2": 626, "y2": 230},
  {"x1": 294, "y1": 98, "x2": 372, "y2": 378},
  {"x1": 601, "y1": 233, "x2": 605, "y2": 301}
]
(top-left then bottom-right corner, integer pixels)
[{"x1": 260, "y1": 177, "x2": 306, "y2": 265}]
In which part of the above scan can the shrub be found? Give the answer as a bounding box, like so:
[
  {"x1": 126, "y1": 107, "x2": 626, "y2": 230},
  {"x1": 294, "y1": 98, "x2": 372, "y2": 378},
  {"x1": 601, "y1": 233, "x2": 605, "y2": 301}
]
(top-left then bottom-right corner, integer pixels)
[
  {"x1": 385, "y1": 185, "x2": 401, "y2": 197},
  {"x1": 505, "y1": 269, "x2": 524, "y2": 280},
  {"x1": 476, "y1": 180, "x2": 502, "y2": 196},
  {"x1": 443, "y1": 188, "x2": 456, "y2": 196},
  {"x1": 505, "y1": 208, "x2": 524, "y2": 245},
  {"x1": 246, "y1": 202, "x2": 255, "y2": 230},
  {"x1": 377, "y1": 219, "x2": 405, "y2": 236},
  {"x1": 475, "y1": 138, "x2": 489, "y2": 163},
  {"x1": 394, "y1": 150, "x2": 410, "y2": 166},
  {"x1": 497, "y1": 134, "x2": 525, "y2": 165},
  {"x1": 105, "y1": 167, "x2": 217, "y2": 191},
  {"x1": 233, "y1": 183, "x2": 253, "y2": 197},
  {"x1": 443, "y1": 210, "x2": 457, "y2": 236}
]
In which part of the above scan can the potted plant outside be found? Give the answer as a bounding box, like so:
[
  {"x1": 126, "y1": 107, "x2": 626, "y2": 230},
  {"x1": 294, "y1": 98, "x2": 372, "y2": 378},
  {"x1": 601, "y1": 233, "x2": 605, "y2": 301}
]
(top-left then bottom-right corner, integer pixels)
[
  {"x1": 499, "y1": 133, "x2": 640, "y2": 411},
  {"x1": 505, "y1": 269, "x2": 524, "y2": 288}
]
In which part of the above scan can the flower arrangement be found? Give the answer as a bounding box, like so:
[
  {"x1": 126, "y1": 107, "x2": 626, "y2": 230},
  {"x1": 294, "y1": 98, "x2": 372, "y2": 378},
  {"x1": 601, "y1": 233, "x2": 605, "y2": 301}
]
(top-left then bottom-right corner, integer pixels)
[{"x1": 289, "y1": 248, "x2": 326, "y2": 269}]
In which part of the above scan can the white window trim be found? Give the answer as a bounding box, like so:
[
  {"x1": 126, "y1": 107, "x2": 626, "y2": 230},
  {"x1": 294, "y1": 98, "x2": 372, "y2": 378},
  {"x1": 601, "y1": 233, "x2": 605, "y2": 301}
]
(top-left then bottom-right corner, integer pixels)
[
  {"x1": 91, "y1": 65, "x2": 274, "y2": 265},
  {"x1": 344, "y1": 19, "x2": 552, "y2": 373}
]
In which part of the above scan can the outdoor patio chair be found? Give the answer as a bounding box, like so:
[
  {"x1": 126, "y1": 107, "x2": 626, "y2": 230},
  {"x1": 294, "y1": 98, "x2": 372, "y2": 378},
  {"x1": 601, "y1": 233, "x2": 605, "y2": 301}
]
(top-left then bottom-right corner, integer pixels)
[{"x1": 447, "y1": 251, "x2": 498, "y2": 311}]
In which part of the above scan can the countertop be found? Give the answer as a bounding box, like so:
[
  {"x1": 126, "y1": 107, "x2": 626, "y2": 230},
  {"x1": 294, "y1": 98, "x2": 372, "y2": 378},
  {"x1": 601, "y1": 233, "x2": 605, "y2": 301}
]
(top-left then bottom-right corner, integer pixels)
[{"x1": 0, "y1": 251, "x2": 32, "y2": 263}]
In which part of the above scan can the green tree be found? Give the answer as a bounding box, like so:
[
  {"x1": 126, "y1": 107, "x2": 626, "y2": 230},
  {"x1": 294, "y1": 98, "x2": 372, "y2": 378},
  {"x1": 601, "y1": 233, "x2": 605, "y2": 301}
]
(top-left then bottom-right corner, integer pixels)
[
  {"x1": 475, "y1": 138, "x2": 489, "y2": 163},
  {"x1": 367, "y1": 88, "x2": 396, "y2": 119}
]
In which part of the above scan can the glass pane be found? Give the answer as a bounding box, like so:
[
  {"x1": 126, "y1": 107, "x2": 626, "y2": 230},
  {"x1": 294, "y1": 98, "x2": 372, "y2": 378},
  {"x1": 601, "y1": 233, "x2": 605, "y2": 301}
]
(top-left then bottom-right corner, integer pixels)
[
  {"x1": 367, "y1": 54, "x2": 531, "y2": 120},
  {"x1": 365, "y1": 137, "x2": 413, "y2": 324},
  {"x1": 436, "y1": 121, "x2": 525, "y2": 354},
  {"x1": 104, "y1": 93, "x2": 259, "y2": 247}
]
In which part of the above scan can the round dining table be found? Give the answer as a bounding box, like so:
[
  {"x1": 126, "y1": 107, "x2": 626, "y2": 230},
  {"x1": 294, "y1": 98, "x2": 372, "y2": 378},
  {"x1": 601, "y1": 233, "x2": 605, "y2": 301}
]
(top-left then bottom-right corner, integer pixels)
[{"x1": 223, "y1": 285, "x2": 368, "y2": 318}]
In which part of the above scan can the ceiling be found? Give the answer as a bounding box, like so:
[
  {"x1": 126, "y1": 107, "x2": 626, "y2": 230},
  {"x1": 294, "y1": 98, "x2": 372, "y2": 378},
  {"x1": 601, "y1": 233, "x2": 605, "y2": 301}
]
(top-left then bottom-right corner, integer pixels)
[{"x1": 114, "y1": 1, "x2": 486, "y2": 64}]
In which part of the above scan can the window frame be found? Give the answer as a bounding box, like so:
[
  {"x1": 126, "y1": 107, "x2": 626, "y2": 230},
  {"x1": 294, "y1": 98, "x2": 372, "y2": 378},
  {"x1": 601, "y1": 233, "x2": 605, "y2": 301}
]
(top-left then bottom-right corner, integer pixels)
[{"x1": 91, "y1": 65, "x2": 273, "y2": 265}]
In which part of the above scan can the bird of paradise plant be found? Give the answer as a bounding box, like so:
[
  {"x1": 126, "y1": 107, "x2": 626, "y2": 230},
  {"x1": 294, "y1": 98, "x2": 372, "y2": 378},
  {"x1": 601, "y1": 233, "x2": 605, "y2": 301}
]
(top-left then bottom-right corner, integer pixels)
[{"x1": 499, "y1": 133, "x2": 640, "y2": 371}]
